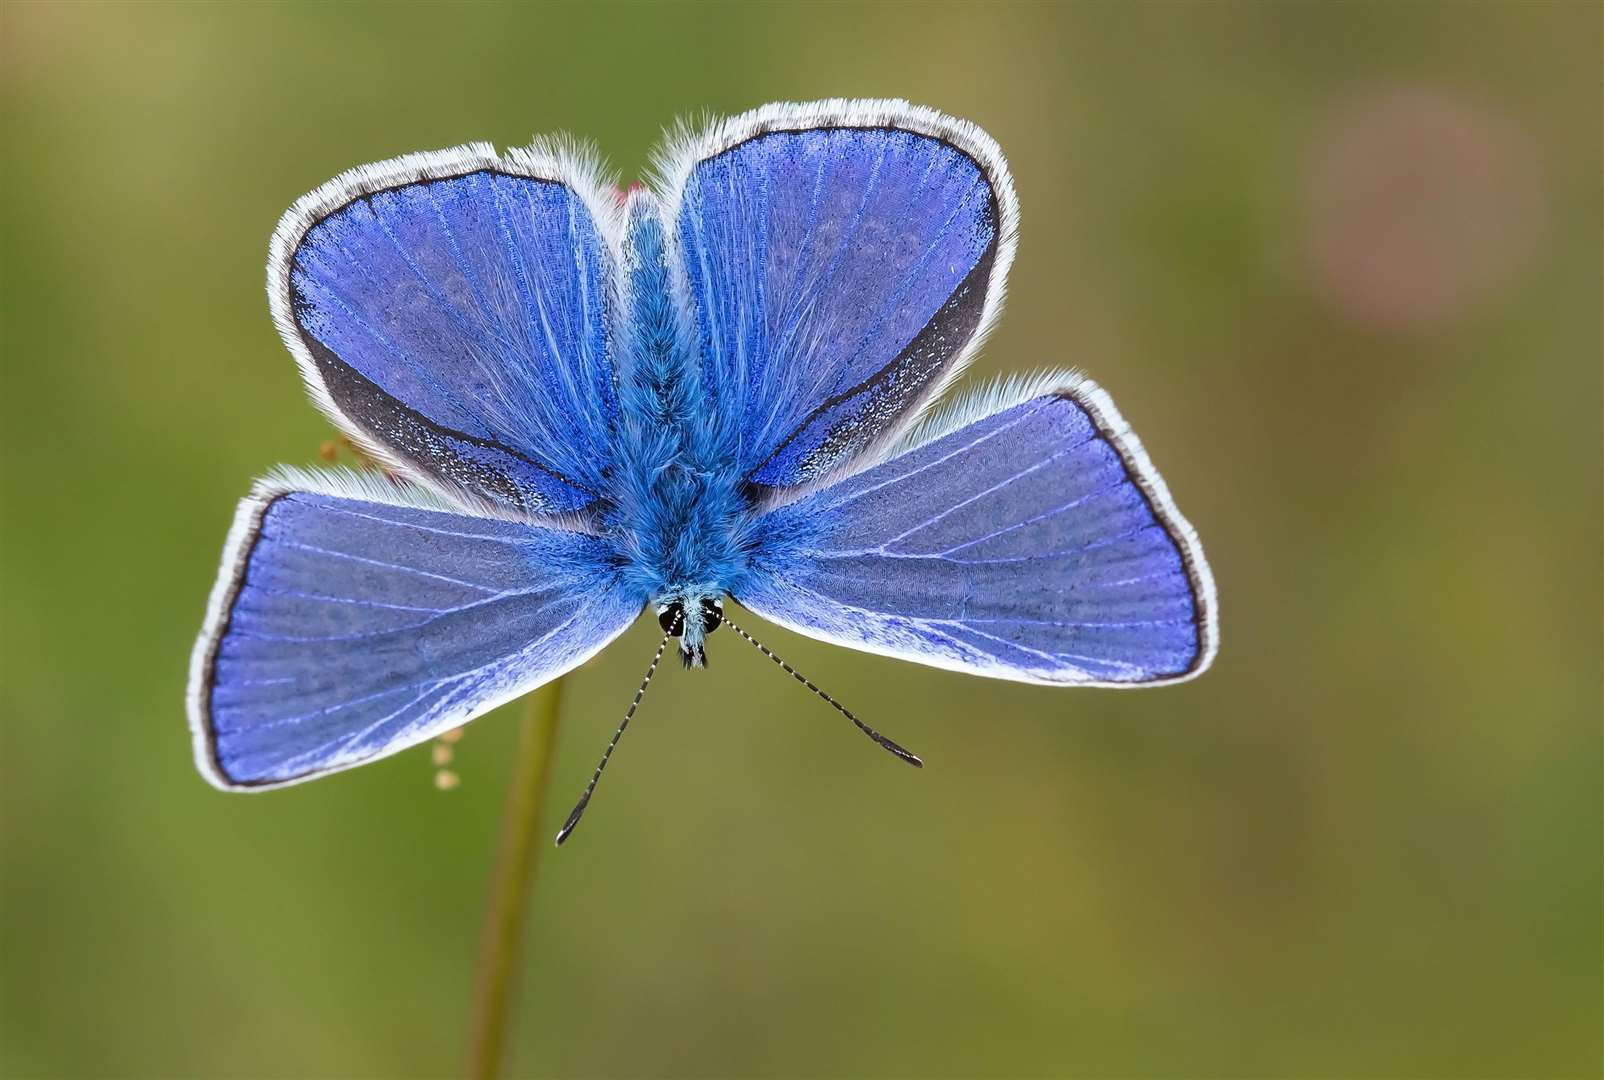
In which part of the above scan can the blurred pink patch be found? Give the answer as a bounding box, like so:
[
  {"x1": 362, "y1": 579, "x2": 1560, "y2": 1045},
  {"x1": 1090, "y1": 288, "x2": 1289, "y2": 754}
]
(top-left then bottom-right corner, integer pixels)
[
  {"x1": 613, "y1": 181, "x2": 646, "y2": 206},
  {"x1": 1302, "y1": 86, "x2": 1547, "y2": 332}
]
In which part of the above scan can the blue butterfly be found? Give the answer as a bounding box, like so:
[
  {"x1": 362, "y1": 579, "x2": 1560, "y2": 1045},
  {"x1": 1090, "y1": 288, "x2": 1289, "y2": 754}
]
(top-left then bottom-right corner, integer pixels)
[{"x1": 187, "y1": 99, "x2": 1217, "y2": 841}]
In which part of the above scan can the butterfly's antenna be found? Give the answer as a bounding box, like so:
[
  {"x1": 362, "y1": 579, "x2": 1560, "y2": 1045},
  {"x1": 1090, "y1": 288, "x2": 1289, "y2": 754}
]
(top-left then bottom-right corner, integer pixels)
[
  {"x1": 721, "y1": 615, "x2": 923, "y2": 768},
  {"x1": 554, "y1": 626, "x2": 674, "y2": 847}
]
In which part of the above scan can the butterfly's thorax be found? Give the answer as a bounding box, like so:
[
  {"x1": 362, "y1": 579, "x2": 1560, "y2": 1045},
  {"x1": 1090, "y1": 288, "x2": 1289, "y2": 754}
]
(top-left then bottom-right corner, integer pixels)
[{"x1": 602, "y1": 199, "x2": 753, "y2": 631}]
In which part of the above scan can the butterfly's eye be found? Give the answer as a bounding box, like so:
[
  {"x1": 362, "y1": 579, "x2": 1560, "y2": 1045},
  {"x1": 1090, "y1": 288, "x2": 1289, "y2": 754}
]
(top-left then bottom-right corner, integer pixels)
[
  {"x1": 656, "y1": 602, "x2": 685, "y2": 636},
  {"x1": 700, "y1": 597, "x2": 724, "y2": 635}
]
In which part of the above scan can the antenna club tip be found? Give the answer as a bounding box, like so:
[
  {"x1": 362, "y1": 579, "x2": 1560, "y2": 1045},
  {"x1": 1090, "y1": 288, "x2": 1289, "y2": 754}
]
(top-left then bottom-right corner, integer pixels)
[
  {"x1": 555, "y1": 807, "x2": 585, "y2": 847},
  {"x1": 889, "y1": 746, "x2": 923, "y2": 767}
]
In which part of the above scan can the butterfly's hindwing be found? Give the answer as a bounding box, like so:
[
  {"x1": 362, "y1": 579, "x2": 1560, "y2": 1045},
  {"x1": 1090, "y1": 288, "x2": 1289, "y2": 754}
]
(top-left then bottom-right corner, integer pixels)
[
  {"x1": 658, "y1": 100, "x2": 1018, "y2": 500},
  {"x1": 269, "y1": 145, "x2": 623, "y2": 519}
]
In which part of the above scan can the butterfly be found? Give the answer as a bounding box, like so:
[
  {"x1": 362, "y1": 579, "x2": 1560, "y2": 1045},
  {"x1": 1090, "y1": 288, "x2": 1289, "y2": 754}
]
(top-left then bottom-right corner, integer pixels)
[{"x1": 187, "y1": 99, "x2": 1217, "y2": 842}]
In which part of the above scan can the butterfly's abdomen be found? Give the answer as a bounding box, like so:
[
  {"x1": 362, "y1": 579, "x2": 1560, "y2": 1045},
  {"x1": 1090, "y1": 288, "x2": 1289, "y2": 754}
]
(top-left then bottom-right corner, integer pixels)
[{"x1": 607, "y1": 198, "x2": 753, "y2": 604}]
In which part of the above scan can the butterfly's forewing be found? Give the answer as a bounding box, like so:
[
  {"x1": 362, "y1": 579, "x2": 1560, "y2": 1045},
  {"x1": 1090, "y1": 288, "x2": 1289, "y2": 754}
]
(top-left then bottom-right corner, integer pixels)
[
  {"x1": 657, "y1": 100, "x2": 1016, "y2": 498},
  {"x1": 270, "y1": 144, "x2": 622, "y2": 518},
  {"x1": 187, "y1": 471, "x2": 641, "y2": 789},
  {"x1": 737, "y1": 379, "x2": 1217, "y2": 685}
]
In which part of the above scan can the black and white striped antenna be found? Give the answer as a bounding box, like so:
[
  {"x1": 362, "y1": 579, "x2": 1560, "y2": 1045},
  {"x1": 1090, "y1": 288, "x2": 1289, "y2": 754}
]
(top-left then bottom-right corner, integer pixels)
[
  {"x1": 721, "y1": 614, "x2": 923, "y2": 768},
  {"x1": 554, "y1": 621, "x2": 676, "y2": 846}
]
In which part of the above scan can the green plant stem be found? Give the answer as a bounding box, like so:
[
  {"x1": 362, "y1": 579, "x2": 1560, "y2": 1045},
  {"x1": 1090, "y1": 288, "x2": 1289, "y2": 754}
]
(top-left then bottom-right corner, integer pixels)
[{"x1": 465, "y1": 678, "x2": 566, "y2": 1080}]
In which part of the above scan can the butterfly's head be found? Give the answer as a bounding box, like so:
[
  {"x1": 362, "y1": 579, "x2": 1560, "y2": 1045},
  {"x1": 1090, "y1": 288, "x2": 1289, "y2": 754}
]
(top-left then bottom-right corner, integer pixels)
[{"x1": 656, "y1": 594, "x2": 724, "y2": 669}]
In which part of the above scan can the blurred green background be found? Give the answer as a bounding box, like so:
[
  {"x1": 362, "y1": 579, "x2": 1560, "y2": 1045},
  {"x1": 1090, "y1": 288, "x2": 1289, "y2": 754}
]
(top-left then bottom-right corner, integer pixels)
[{"x1": 2, "y1": 2, "x2": 1599, "y2": 1077}]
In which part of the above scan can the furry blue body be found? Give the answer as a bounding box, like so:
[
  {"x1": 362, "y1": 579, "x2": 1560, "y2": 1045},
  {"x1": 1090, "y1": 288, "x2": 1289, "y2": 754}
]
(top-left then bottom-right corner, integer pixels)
[{"x1": 603, "y1": 201, "x2": 755, "y2": 660}]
